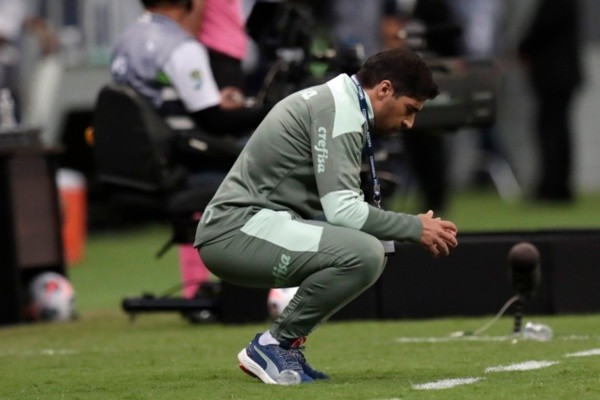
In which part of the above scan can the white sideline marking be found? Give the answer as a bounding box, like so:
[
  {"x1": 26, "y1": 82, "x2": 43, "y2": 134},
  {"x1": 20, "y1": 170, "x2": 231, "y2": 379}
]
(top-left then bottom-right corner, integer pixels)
[
  {"x1": 39, "y1": 349, "x2": 78, "y2": 356},
  {"x1": 562, "y1": 335, "x2": 592, "y2": 340},
  {"x1": 413, "y1": 377, "x2": 483, "y2": 390},
  {"x1": 565, "y1": 348, "x2": 600, "y2": 357},
  {"x1": 0, "y1": 348, "x2": 78, "y2": 357},
  {"x1": 369, "y1": 398, "x2": 402, "y2": 400},
  {"x1": 396, "y1": 334, "x2": 595, "y2": 343},
  {"x1": 485, "y1": 360, "x2": 559, "y2": 373},
  {"x1": 397, "y1": 336, "x2": 512, "y2": 343},
  {"x1": 397, "y1": 339, "x2": 598, "y2": 392}
]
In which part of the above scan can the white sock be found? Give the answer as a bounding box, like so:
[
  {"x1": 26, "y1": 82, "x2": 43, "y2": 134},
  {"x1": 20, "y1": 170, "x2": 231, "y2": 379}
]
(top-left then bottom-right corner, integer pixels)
[{"x1": 258, "y1": 330, "x2": 280, "y2": 346}]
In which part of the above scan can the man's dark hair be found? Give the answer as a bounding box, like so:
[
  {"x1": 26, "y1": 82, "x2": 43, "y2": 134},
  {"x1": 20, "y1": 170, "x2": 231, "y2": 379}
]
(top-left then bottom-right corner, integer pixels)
[
  {"x1": 141, "y1": 0, "x2": 192, "y2": 11},
  {"x1": 357, "y1": 48, "x2": 439, "y2": 101}
]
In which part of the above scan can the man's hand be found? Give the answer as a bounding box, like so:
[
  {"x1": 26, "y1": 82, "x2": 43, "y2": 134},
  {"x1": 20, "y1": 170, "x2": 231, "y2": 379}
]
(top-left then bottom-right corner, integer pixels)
[{"x1": 417, "y1": 210, "x2": 458, "y2": 257}]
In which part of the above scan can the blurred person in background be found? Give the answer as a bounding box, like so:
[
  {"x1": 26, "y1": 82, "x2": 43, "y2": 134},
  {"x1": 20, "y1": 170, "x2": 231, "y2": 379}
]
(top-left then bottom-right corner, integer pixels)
[
  {"x1": 518, "y1": 0, "x2": 583, "y2": 202},
  {"x1": 111, "y1": 0, "x2": 271, "y2": 186},
  {"x1": 448, "y1": 0, "x2": 525, "y2": 203},
  {"x1": 381, "y1": 0, "x2": 461, "y2": 214},
  {"x1": 449, "y1": 0, "x2": 504, "y2": 184},
  {"x1": 111, "y1": 0, "x2": 266, "y2": 139},
  {"x1": 0, "y1": 0, "x2": 57, "y2": 121}
]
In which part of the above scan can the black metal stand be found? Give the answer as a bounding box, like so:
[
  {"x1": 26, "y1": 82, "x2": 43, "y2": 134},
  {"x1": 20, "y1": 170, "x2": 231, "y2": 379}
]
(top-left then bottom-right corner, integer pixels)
[
  {"x1": 121, "y1": 281, "x2": 222, "y2": 323},
  {"x1": 512, "y1": 296, "x2": 524, "y2": 334},
  {"x1": 122, "y1": 295, "x2": 219, "y2": 323},
  {"x1": 121, "y1": 276, "x2": 271, "y2": 324}
]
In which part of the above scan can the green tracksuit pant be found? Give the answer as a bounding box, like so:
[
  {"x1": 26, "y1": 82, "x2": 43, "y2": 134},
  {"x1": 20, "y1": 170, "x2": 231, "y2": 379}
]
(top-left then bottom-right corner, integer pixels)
[{"x1": 198, "y1": 209, "x2": 387, "y2": 341}]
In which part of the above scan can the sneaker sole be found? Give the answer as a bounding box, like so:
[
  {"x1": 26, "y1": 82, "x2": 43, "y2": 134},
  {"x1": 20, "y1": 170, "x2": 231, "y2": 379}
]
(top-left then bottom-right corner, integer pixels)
[
  {"x1": 239, "y1": 363, "x2": 258, "y2": 379},
  {"x1": 237, "y1": 349, "x2": 278, "y2": 384}
]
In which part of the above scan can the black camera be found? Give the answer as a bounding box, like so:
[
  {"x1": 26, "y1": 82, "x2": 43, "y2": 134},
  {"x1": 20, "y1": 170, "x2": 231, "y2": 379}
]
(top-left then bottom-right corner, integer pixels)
[
  {"x1": 414, "y1": 56, "x2": 497, "y2": 130},
  {"x1": 247, "y1": 2, "x2": 497, "y2": 131}
]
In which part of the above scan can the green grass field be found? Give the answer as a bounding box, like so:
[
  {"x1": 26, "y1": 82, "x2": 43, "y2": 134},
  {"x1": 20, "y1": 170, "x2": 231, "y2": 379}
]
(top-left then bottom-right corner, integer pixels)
[
  {"x1": 1, "y1": 314, "x2": 599, "y2": 399},
  {"x1": 1, "y1": 190, "x2": 600, "y2": 399}
]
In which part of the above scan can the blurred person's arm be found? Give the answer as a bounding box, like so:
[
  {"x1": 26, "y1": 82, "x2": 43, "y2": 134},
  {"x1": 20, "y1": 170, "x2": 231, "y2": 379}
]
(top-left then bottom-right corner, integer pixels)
[
  {"x1": 182, "y1": 0, "x2": 206, "y2": 35},
  {"x1": 164, "y1": 40, "x2": 269, "y2": 136}
]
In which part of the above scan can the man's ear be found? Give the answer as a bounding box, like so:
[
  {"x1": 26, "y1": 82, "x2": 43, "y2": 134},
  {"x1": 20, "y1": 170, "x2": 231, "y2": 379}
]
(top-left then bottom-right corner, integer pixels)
[{"x1": 377, "y1": 80, "x2": 394, "y2": 99}]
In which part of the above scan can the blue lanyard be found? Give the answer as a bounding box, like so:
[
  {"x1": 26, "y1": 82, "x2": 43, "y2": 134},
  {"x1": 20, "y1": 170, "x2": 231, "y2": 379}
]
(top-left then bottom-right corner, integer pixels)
[{"x1": 350, "y1": 74, "x2": 382, "y2": 208}]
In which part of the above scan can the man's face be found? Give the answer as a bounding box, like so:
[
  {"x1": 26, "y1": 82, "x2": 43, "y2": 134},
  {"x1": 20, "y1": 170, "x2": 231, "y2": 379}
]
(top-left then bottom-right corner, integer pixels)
[{"x1": 374, "y1": 94, "x2": 425, "y2": 135}]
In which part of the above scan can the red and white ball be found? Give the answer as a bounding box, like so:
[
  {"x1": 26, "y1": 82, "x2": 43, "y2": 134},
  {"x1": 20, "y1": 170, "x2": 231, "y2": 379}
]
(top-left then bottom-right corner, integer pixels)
[{"x1": 28, "y1": 272, "x2": 76, "y2": 322}]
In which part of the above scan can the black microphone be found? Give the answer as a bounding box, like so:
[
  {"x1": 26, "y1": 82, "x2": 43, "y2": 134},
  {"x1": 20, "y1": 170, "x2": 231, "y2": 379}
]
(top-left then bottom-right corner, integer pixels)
[{"x1": 507, "y1": 242, "x2": 541, "y2": 299}]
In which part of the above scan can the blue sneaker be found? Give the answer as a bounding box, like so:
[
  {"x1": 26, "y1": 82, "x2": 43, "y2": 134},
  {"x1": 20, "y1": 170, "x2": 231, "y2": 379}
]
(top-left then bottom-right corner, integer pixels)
[
  {"x1": 237, "y1": 334, "x2": 313, "y2": 385},
  {"x1": 281, "y1": 337, "x2": 330, "y2": 380}
]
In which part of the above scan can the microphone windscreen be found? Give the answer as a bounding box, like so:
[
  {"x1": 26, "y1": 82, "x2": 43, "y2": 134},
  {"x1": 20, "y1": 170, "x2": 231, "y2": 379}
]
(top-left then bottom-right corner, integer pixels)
[{"x1": 507, "y1": 242, "x2": 541, "y2": 297}]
